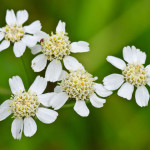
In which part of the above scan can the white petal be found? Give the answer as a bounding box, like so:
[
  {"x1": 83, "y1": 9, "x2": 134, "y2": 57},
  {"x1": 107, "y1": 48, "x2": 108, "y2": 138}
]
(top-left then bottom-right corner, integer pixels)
[
  {"x1": 33, "y1": 31, "x2": 49, "y2": 42},
  {"x1": 6, "y1": 10, "x2": 16, "y2": 26},
  {"x1": 71, "y1": 41, "x2": 89, "y2": 53},
  {"x1": 24, "y1": 21, "x2": 41, "y2": 34},
  {"x1": 0, "y1": 40, "x2": 10, "y2": 52},
  {"x1": 107, "y1": 56, "x2": 126, "y2": 70},
  {"x1": 16, "y1": 10, "x2": 28, "y2": 25},
  {"x1": 63, "y1": 56, "x2": 84, "y2": 71},
  {"x1": 38, "y1": 93, "x2": 56, "y2": 107},
  {"x1": 1, "y1": 100, "x2": 11, "y2": 107},
  {"x1": 147, "y1": 77, "x2": 150, "y2": 86},
  {"x1": 94, "y1": 83, "x2": 112, "y2": 97},
  {"x1": 146, "y1": 65, "x2": 150, "y2": 75},
  {"x1": 135, "y1": 86, "x2": 149, "y2": 107},
  {"x1": 123, "y1": 46, "x2": 133, "y2": 64},
  {"x1": 54, "y1": 86, "x2": 62, "y2": 93},
  {"x1": 103, "y1": 74, "x2": 124, "y2": 90},
  {"x1": 0, "y1": 32, "x2": 4, "y2": 41},
  {"x1": 58, "y1": 70, "x2": 67, "y2": 81},
  {"x1": 30, "y1": 45, "x2": 42, "y2": 55},
  {"x1": 56, "y1": 20, "x2": 66, "y2": 34},
  {"x1": 13, "y1": 41, "x2": 26, "y2": 57},
  {"x1": 90, "y1": 93, "x2": 106, "y2": 108},
  {"x1": 50, "y1": 92, "x2": 69, "y2": 110},
  {"x1": 123, "y1": 46, "x2": 146, "y2": 64},
  {"x1": 0, "y1": 100, "x2": 12, "y2": 121},
  {"x1": 22, "y1": 35, "x2": 38, "y2": 47},
  {"x1": 32, "y1": 54, "x2": 47, "y2": 72},
  {"x1": 24, "y1": 117, "x2": 37, "y2": 137},
  {"x1": 94, "y1": 76, "x2": 98, "y2": 80},
  {"x1": 29, "y1": 76, "x2": 47, "y2": 95},
  {"x1": 117, "y1": 82, "x2": 134, "y2": 100},
  {"x1": 74, "y1": 100, "x2": 89, "y2": 117},
  {"x1": 36, "y1": 107, "x2": 58, "y2": 124},
  {"x1": 11, "y1": 118, "x2": 23, "y2": 140},
  {"x1": 9, "y1": 76, "x2": 25, "y2": 94},
  {"x1": 45, "y1": 60, "x2": 62, "y2": 82},
  {"x1": 133, "y1": 47, "x2": 146, "y2": 64}
]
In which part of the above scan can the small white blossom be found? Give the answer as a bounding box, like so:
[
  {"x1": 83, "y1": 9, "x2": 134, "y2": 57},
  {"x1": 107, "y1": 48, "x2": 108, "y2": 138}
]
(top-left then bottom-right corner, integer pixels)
[
  {"x1": 0, "y1": 76, "x2": 58, "y2": 139},
  {"x1": 31, "y1": 20, "x2": 90, "y2": 82},
  {"x1": 103, "y1": 46, "x2": 150, "y2": 107},
  {"x1": 45, "y1": 65, "x2": 112, "y2": 117},
  {"x1": 0, "y1": 9, "x2": 42, "y2": 57}
]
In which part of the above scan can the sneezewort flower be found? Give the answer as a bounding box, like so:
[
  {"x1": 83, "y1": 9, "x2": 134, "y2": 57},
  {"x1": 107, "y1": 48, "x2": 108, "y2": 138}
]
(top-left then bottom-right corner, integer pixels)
[
  {"x1": 31, "y1": 20, "x2": 90, "y2": 82},
  {"x1": 0, "y1": 76, "x2": 58, "y2": 139},
  {"x1": 103, "y1": 46, "x2": 150, "y2": 107},
  {"x1": 0, "y1": 9, "x2": 41, "y2": 57},
  {"x1": 45, "y1": 66, "x2": 112, "y2": 117}
]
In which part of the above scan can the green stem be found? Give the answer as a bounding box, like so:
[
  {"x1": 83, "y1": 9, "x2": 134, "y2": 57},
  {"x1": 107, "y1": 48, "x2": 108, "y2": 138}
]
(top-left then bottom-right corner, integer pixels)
[{"x1": 20, "y1": 56, "x2": 30, "y2": 86}]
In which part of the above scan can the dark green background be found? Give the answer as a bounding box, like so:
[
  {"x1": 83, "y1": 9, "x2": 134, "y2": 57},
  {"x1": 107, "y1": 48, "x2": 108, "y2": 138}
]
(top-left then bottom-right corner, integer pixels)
[{"x1": 0, "y1": 0, "x2": 150, "y2": 149}]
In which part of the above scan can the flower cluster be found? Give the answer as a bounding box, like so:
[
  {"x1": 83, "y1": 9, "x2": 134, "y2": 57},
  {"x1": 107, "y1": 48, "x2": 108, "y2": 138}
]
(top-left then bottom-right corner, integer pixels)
[
  {"x1": 0, "y1": 9, "x2": 149, "y2": 140},
  {"x1": 31, "y1": 20, "x2": 90, "y2": 82}
]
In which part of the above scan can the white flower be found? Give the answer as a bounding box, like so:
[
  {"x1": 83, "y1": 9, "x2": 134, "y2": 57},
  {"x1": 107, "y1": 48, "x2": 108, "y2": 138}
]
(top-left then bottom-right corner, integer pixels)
[
  {"x1": 0, "y1": 76, "x2": 58, "y2": 139},
  {"x1": 103, "y1": 46, "x2": 150, "y2": 107},
  {"x1": 31, "y1": 20, "x2": 90, "y2": 82},
  {"x1": 0, "y1": 9, "x2": 42, "y2": 57},
  {"x1": 45, "y1": 66, "x2": 112, "y2": 117}
]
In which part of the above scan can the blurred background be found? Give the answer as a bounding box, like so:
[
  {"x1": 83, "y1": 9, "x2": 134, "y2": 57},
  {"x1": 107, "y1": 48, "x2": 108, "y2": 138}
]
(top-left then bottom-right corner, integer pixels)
[{"x1": 0, "y1": 0, "x2": 150, "y2": 149}]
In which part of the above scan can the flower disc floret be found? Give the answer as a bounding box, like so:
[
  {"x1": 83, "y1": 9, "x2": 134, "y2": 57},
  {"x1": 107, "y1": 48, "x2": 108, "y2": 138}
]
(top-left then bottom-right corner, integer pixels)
[
  {"x1": 41, "y1": 32, "x2": 71, "y2": 61},
  {"x1": 122, "y1": 64, "x2": 148, "y2": 87},
  {"x1": 60, "y1": 70, "x2": 96, "y2": 100},
  {"x1": 4, "y1": 25, "x2": 24, "y2": 42},
  {"x1": 10, "y1": 91, "x2": 40, "y2": 119}
]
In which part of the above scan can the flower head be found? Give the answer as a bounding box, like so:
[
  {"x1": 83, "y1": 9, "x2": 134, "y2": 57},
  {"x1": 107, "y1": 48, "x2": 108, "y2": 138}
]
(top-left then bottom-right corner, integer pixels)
[
  {"x1": 60, "y1": 69, "x2": 95, "y2": 100},
  {"x1": 103, "y1": 46, "x2": 150, "y2": 107},
  {"x1": 40, "y1": 32, "x2": 71, "y2": 61},
  {"x1": 0, "y1": 9, "x2": 42, "y2": 57},
  {"x1": 0, "y1": 76, "x2": 58, "y2": 139},
  {"x1": 31, "y1": 20, "x2": 90, "y2": 82},
  {"x1": 46, "y1": 66, "x2": 112, "y2": 117}
]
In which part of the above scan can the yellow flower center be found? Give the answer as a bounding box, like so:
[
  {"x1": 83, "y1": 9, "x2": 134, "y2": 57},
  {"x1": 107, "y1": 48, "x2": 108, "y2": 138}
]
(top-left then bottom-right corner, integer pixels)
[
  {"x1": 9, "y1": 91, "x2": 40, "y2": 119},
  {"x1": 4, "y1": 25, "x2": 24, "y2": 42},
  {"x1": 41, "y1": 32, "x2": 71, "y2": 61},
  {"x1": 60, "y1": 70, "x2": 96, "y2": 100},
  {"x1": 122, "y1": 64, "x2": 148, "y2": 87}
]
